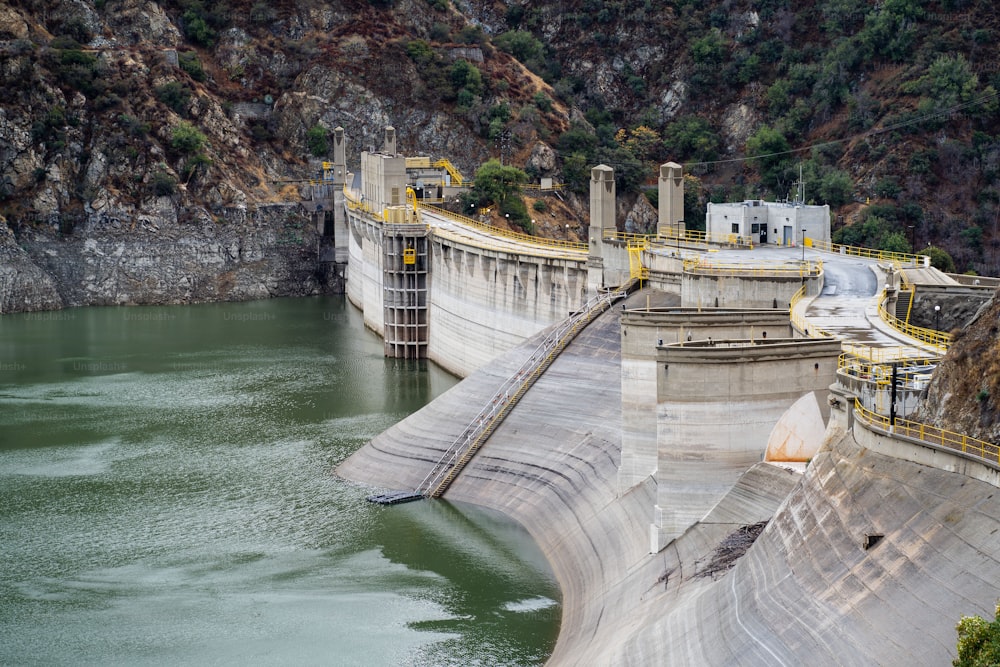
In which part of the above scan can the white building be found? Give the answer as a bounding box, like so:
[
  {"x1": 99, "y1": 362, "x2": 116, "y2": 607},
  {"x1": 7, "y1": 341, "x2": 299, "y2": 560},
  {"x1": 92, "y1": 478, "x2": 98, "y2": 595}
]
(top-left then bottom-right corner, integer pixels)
[{"x1": 706, "y1": 200, "x2": 831, "y2": 247}]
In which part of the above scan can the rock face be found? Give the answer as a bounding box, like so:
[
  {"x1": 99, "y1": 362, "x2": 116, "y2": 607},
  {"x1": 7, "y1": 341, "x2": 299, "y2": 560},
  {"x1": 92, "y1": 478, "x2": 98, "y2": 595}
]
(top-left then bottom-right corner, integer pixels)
[
  {"x1": 0, "y1": 219, "x2": 63, "y2": 312},
  {"x1": 2, "y1": 205, "x2": 335, "y2": 313},
  {"x1": 917, "y1": 292, "x2": 1000, "y2": 444}
]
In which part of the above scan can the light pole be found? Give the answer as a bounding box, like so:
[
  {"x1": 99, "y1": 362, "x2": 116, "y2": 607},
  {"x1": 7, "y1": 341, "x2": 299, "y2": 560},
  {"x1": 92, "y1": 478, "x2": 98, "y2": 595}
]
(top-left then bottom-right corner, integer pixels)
[
  {"x1": 934, "y1": 304, "x2": 941, "y2": 332},
  {"x1": 801, "y1": 228, "x2": 805, "y2": 263}
]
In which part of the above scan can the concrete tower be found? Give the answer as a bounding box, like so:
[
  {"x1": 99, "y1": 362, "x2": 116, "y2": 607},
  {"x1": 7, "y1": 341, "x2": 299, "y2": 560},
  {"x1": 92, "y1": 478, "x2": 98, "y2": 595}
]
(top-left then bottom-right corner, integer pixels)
[
  {"x1": 588, "y1": 164, "x2": 616, "y2": 292},
  {"x1": 331, "y1": 127, "x2": 347, "y2": 186},
  {"x1": 331, "y1": 127, "x2": 349, "y2": 255},
  {"x1": 658, "y1": 162, "x2": 684, "y2": 237},
  {"x1": 384, "y1": 126, "x2": 396, "y2": 155}
]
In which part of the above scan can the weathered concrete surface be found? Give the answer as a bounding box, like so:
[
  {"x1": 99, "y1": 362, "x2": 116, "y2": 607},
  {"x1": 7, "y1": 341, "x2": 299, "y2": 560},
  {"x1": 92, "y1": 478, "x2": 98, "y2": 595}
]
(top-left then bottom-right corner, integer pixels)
[{"x1": 338, "y1": 288, "x2": 1000, "y2": 666}]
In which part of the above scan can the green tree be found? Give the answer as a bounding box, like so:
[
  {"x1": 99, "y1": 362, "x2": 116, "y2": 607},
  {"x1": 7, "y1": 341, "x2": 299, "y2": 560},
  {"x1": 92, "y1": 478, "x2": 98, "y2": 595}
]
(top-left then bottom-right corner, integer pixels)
[
  {"x1": 170, "y1": 121, "x2": 206, "y2": 155},
  {"x1": 557, "y1": 123, "x2": 598, "y2": 157},
  {"x1": 817, "y1": 170, "x2": 854, "y2": 207},
  {"x1": 614, "y1": 126, "x2": 662, "y2": 164},
  {"x1": 746, "y1": 125, "x2": 792, "y2": 192},
  {"x1": 561, "y1": 152, "x2": 590, "y2": 194},
  {"x1": 178, "y1": 51, "x2": 206, "y2": 82},
  {"x1": 155, "y1": 81, "x2": 192, "y2": 115},
  {"x1": 919, "y1": 245, "x2": 956, "y2": 273},
  {"x1": 306, "y1": 125, "x2": 328, "y2": 157},
  {"x1": 470, "y1": 159, "x2": 527, "y2": 206},
  {"x1": 151, "y1": 170, "x2": 177, "y2": 196},
  {"x1": 663, "y1": 116, "x2": 720, "y2": 163},
  {"x1": 450, "y1": 60, "x2": 482, "y2": 97},
  {"x1": 494, "y1": 30, "x2": 544, "y2": 64},
  {"x1": 499, "y1": 194, "x2": 532, "y2": 233},
  {"x1": 955, "y1": 602, "x2": 1000, "y2": 667},
  {"x1": 182, "y1": 9, "x2": 215, "y2": 47}
]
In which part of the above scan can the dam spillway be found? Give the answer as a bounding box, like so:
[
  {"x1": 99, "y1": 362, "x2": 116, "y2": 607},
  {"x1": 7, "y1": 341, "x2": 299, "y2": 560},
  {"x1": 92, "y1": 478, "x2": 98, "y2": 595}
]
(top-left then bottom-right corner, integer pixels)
[{"x1": 338, "y1": 284, "x2": 1000, "y2": 665}]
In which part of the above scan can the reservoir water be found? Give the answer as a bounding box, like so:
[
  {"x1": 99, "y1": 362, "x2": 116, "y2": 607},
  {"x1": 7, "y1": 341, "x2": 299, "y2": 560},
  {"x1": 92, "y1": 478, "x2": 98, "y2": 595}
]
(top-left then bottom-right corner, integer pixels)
[{"x1": 0, "y1": 296, "x2": 560, "y2": 666}]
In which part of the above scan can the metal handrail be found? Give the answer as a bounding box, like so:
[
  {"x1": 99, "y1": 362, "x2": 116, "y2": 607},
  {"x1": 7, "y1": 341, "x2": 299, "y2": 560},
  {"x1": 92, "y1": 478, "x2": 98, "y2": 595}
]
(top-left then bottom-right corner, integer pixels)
[
  {"x1": 683, "y1": 257, "x2": 823, "y2": 278},
  {"x1": 789, "y1": 284, "x2": 832, "y2": 338},
  {"x1": 876, "y1": 289, "x2": 951, "y2": 351},
  {"x1": 416, "y1": 282, "x2": 633, "y2": 497},
  {"x1": 422, "y1": 204, "x2": 588, "y2": 252},
  {"x1": 854, "y1": 398, "x2": 999, "y2": 469},
  {"x1": 657, "y1": 227, "x2": 755, "y2": 248},
  {"x1": 809, "y1": 239, "x2": 924, "y2": 267}
]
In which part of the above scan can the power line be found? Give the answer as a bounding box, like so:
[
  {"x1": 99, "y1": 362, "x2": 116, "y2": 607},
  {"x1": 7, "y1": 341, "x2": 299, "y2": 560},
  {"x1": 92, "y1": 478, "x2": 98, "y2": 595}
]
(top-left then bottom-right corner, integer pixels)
[{"x1": 682, "y1": 89, "x2": 998, "y2": 169}]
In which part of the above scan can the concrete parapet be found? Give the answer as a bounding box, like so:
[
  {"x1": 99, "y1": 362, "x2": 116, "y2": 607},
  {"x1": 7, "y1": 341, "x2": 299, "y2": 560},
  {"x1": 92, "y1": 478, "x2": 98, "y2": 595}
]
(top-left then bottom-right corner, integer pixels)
[
  {"x1": 651, "y1": 337, "x2": 841, "y2": 551},
  {"x1": 619, "y1": 307, "x2": 796, "y2": 491},
  {"x1": 681, "y1": 270, "x2": 819, "y2": 309}
]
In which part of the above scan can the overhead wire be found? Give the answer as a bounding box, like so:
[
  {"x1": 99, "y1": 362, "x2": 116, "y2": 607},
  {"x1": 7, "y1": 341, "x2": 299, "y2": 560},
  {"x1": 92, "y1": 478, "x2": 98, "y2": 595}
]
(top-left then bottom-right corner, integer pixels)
[{"x1": 681, "y1": 89, "x2": 999, "y2": 169}]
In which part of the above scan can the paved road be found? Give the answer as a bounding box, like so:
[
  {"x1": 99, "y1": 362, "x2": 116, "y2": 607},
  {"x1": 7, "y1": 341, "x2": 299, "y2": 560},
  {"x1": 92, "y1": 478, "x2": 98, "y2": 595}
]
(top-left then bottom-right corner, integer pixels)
[{"x1": 684, "y1": 244, "x2": 937, "y2": 356}]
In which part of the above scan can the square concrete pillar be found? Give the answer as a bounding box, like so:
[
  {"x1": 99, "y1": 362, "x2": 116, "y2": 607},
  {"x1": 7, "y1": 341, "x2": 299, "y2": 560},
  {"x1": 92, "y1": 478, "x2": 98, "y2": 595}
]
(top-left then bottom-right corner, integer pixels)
[{"x1": 658, "y1": 162, "x2": 684, "y2": 237}]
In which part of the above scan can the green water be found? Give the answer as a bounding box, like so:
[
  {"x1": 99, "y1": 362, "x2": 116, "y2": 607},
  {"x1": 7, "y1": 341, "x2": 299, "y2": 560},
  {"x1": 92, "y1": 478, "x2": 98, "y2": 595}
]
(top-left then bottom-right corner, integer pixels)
[{"x1": 0, "y1": 297, "x2": 559, "y2": 666}]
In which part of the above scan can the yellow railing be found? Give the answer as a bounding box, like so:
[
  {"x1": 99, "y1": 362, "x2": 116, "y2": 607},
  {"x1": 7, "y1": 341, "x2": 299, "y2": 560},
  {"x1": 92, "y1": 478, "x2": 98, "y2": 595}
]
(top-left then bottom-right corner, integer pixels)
[
  {"x1": 809, "y1": 239, "x2": 924, "y2": 267},
  {"x1": 433, "y1": 159, "x2": 464, "y2": 186},
  {"x1": 789, "y1": 285, "x2": 831, "y2": 338},
  {"x1": 604, "y1": 230, "x2": 657, "y2": 244},
  {"x1": 841, "y1": 344, "x2": 938, "y2": 365},
  {"x1": 683, "y1": 257, "x2": 823, "y2": 278},
  {"x1": 854, "y1": 398, "x2": 1000, "y2": 468},
  {"x1": 522, "y1": 182, "x2": 566, "y2": 191},
  {"x1": 876, "y1": 289, "x2": 951, "y2": 352},
  {"x1": 658, "y1": 227, "x2": 755, "y2": 248},
  {"x1": 628, "y1": 239, "x2": 650, "y2": 282},
  {"x1": 422, "y1": 204, "x2": 588, "y2": 252},
  {"x1": 838, "y1": 353, "x2": 939, "y2": 384}
]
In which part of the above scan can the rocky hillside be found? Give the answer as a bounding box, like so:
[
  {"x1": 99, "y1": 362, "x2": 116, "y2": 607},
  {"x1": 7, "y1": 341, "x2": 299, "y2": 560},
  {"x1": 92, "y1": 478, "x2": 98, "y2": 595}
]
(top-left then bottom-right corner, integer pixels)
[
  {"x1": 1, "y1": 0, "x2": 999, "y2": 313},
  {"x1": 918, "y1": 290, "x2": 1000, "y2": 444}
]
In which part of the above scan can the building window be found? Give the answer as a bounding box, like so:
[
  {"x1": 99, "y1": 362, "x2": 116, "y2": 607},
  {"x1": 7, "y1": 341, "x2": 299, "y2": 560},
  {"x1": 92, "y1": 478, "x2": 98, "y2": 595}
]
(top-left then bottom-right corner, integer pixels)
[
  {"x1": 732, "y1": 223, "x2": 740, "y2": 234},
  {"x1": 751, "y1": 223, "x2": 760, "y2": 233}
]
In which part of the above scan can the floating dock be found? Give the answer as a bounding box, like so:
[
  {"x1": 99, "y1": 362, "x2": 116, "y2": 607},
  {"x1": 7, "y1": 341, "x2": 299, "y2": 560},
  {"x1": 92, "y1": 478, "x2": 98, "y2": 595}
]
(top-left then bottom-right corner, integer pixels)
[{"x1": 366, "y1": 490, "x2": 424, "y2": 505}]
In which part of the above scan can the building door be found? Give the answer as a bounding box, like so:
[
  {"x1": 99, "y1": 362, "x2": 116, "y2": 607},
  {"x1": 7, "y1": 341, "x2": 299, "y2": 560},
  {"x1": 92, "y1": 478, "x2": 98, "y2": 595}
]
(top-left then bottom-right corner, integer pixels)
[{"x1": 783, "y1": 225, "x2": 793, "y2": 246}]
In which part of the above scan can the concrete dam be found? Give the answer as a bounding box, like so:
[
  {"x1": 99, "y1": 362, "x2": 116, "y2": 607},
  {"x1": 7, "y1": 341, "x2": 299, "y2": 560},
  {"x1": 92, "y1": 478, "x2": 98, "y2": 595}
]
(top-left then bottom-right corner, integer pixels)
[{"x1": 330, "y1": 129, "x2": 1000, "y2": 664}]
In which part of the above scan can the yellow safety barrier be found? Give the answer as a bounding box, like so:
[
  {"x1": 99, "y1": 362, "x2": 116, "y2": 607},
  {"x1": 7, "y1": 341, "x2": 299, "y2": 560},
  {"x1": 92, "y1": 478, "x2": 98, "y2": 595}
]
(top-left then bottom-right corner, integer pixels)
[
  {"x1": 876, "y1": 289, "x2": 951, "y2": 352},
  {"x1": 422, "y1": 204, "x2": 588, "y2": 252},
  {"x1": 433, "y1": 159, "x2": 464, "y2": 186},
  {"x1": 789, "y1": 285, "x2": 831, "y2": 338},
  {"x1": 658, "y1": 227, "x2": 754, "y2": 248},
  {"x1": 841, "y1": 344, "x2": 938, "y2": 365},
  {"x1": 683, "y1": 257, "x2": 822, "y2": 278},
  {"x1": 628, "y1": 239, "x2": 649, "y2": 283},
  {"x1": 604, "y1": 230, "x2": 657, "y2": 244},
  {"x1": 837, "y1": 353, "x2": 939, "y2": 384},
  {"x1": 854, "y1": 398, "x2": 999, "y2": 468},
  {"x1": 809, "y1": 239, "x2": 924, "y2": 267}
]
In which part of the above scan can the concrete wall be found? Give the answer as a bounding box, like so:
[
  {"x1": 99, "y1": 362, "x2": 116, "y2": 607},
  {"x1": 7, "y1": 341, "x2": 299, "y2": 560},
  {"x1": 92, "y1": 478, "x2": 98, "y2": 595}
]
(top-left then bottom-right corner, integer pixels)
[
  {"x1": 619, "y1": 307, "x2": 796, "y2": 491},
  {"x1": 651, "y1": 338, "x2": 841, "y2": 550},
  {"x1": 346, "y1": 210, "x2": 386, "y2": 335},
  {"x1": 349, "y1": 210, "x2": 589, "y2": 375},
  {"x1": 681, "y1": 271, "x2": 818, "y2": 309},
  {"x1": 426, "y1": 237, "x2": 588, "y2": 377}
]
